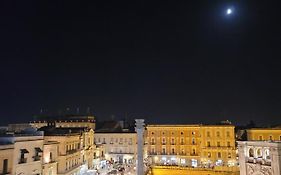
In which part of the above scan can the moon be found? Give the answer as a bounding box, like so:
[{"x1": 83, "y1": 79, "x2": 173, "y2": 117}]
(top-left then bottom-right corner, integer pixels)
[{"x1": 226, "y1": 8, "x2": 233, "y2": 15}]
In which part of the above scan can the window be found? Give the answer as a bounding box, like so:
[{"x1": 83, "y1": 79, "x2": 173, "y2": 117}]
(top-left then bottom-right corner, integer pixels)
[
  {"x1": 162, "y1": 132, "x2": 165, "y2": 135},
  {"x1": 192, "y1": 149, "x2": 196, "y2": 155},
  {"x1": 216, "y1": 131, "x2": 220, "y2": 137},
  {"x1": 181, "y1": 132, "x2": 184, "y2": 135},
  {"x1": 269, "y1": 136, "x2": 273, "y2": 140},
  {"x1": 162, "y1": 138, "x2": 166, "y2": 144},
  {"x1": 218, "y1": 152, "x2": 221, "y2": 158},
  {"x1": 249, "y1": 148, "x2": 254, "y2": 157},
  {"x1": 226, "y1": 131, "x2": 230, "y2": 137},
  {"x1": 162, "y1": 148, "x2": 166, "y2": 154},
  {"x1": 172, "y1": 148, "x2": 175, "y2": 154},
  {"x1": 19, "y1": 149, "x2": 29, "y2": 164},
  {"x1": 280, "y1": 136, "x2": 281, "y2": 141},
  {"x1": 207, "y1": 131, "x2": 210, "y2": 137},
  {"x1": 151, "y1": 148, "x2": 155, "y2": 154},
  {"x1": 217, "y1": 142, "x2": 220, "y2": 147},
  {"x1": 259, "y1": 136, "x2": 263, "y2": 141},
  {"x1": 171, "y1": 138, "x2": 175, "y2": 145},
  {"x1": 181, "y1": 149, "x2": 185, "y2": 155},
  {"x1": 151, "y1": 138, "x2": 155, "y2": 145},
  {"x1": 192, "y1": 138, "x2": 195, "y2": 145},
  {"x1": 181, "y1": 138, "x2": 184, "y2": 144},
  {"x1": 208, "y1": 152, "x2": 211, "y2": 158},
  {"x1": 50, "y1": 152, "x2": 53, "y2": 162},
  {"x1": 257, "y1": 149, "x2": 262, "y2": 158},
  {"x1": 227, "y1": 141, "x2": 230, "y2": 147},
  {"x1": 151, "y1": 132, "x2": 154, "y2": 135},
  {"x1": 207, "y1": 141, "x2": 210, "y2": 147},
  {"x1": 3, "y1": 159, "x2": 8, "y2": 174},
  {"x1": 228, "y1": 152, "x2": 231, "y2": 158},
  {"x1": 192, "y1": 131, "x2": 195, "y2": 135}
]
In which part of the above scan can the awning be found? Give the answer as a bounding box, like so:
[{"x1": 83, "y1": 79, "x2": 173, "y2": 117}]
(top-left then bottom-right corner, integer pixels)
[
  {"x1": 35, "y1": 147, "x2": 43, "y2": 152},
  {"x1": 20, "y1": 149, "x2": 29, "y2": 154}
]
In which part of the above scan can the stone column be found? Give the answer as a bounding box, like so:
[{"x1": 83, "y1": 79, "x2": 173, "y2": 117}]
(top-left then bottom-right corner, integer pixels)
[{"x1": 135, "y1": 119, "x2": 145, "y2": 175}]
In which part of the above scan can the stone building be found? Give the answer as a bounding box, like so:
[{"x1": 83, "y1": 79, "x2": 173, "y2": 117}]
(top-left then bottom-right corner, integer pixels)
[
  {"x1": 0, "y1": 129, "x2": 44, "y2": 175},
  {"x1": 94, "y1": 120, "x2": 137, "y2": 165},
  {"x1": 238, "y1": 141, "x2": 281, "y2": 175},
  {"x1": 247, "y1": 128, "x2": 281, "y2": 141},
  {"x1": 30, "y1": 115, "x2": 96, "y2": 130},
  {"x1": 146, "y1": 124, "x2": 237, "y2": 168},
  {"x1": 42, "y1": 141, "x2": 59, "y2": 175},
  {"x1": 40, "y1": 126, "x2": 95, "y2": 175},
  {"x1": 0, "y1": 144, "x2": 14, "y2": 174}
]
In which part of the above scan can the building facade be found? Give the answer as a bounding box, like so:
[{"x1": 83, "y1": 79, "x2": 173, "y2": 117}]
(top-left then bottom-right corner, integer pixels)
[
  {"x1": 146, "y1": 124, "x2": 237, "y2": 168},
  {"x1": 41, "y1": 127, "x2": 95, "y2": 175},
  {"x1": 247, "y1": 128, "x2": 281, "y2": 141},
  {"x1": 238, "y1": 141, "x2": 281, "y2": 175},
  {"x1": 0, "y1": 144, "x2": 14, "y2": 174},
  {"x1": 0, "y1": 129, "x2": 44, "y2": 175},
  {"x1": 42, "y1": 141, "x2": 59, "y2": 175},
  {"x1": 94, "y1": 132, "x2": 137, "y2": 164},
  {"x1": 30, "y1": 115, "x2": 96, "y2": 130}
]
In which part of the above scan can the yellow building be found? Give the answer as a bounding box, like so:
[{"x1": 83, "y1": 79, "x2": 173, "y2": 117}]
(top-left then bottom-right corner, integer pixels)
[
  {"x1": 146, "y1": 124, "x2": 237, "y2": 168},
  {"x1": 247, "y1": 128, "x2": 281, "y2": 141}
]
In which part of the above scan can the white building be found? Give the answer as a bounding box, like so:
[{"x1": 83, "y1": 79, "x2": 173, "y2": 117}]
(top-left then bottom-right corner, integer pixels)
[
  {"x1": 95, "y1": 132, "x2": 137, "y2": 164},
  {"x1": 0, "y1": 129, "x2": 44, "y2": 175},
  {"x1": 238, "y1": 141, "x2": 281, "y2": 175}
]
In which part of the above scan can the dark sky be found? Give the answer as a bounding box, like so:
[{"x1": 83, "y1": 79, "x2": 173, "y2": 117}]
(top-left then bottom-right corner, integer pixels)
[{"x1": 0, "y1": 1, "x2": 281, "y2": 126}]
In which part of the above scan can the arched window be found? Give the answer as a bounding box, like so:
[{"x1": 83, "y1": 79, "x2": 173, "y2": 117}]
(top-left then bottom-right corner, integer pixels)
[
  {"x1": 256, "y1": 148, "x2": 262, "y2": 158},
  {"x1": 216, "y1": 131, "x2": 220, "y2": 137},
  {"x1": 249, "y1": 148, "x2": 254, "y2": 157},
  {"x1": 264, "y1": 149, "x2": 270, "y2": 159}
]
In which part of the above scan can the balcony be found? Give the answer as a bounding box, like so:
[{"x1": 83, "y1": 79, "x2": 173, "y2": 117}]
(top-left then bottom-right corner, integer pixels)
[
  {"x1": 162, "y1": 142, "x2": 166, "y2": 145},
  {"x1": 19, "y1": 158, "x2": 27, "y2": 164},
  {"x1": 33, "y1": 155, "x2": 41, "y2": 161},
  {"x1": 66, "y1": 149, "x2": 80, "y2": 155},
  {"x1": 151, "y1": 142, "x2": 155, "y2": 145},
  {"x1": 149, "y1": 152, "x2": 157, "y2": 155}
]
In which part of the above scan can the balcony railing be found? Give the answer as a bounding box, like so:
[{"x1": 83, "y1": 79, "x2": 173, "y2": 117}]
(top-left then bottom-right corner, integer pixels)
[
  {"x1": 66, "y1": 149, "x2": 80, "y2": 155},
  {"x1": 33, "y1": 155, "x2": 41, "y2": 161},
  {"x1": 19, "y1": 158, "x2": 27, "y2": 164}
]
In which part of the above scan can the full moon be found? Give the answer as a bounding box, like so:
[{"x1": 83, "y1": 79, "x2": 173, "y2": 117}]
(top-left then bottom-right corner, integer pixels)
[{"x1": 226, "y1": 8, "x2": 232, "y2": 15}]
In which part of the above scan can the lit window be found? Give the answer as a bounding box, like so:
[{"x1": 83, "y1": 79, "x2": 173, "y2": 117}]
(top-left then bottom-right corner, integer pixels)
[
  {"x1": 226, "y1": 131, "x2": 230, "y2": 137},
  {"x1": 208, "y1": 152, "x2": 211, "y2": 158},
  {"x1": 218, "y1": 152, "x2": 221, "y2": 158},
  {"x1": 228, "y1": 152, "x2": 231, "y2": 158},
  {"x1": 216, "y1": 132, "x2": 220, "y2": 137}
]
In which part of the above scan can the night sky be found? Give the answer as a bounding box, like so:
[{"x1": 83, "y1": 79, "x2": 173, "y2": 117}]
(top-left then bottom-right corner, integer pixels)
[{"x1": 1, "y1": 1, "x2": 281, "y2": 125}]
